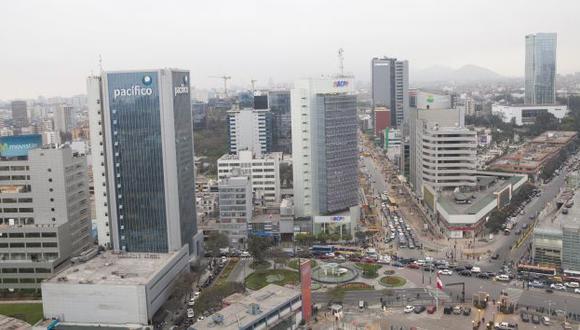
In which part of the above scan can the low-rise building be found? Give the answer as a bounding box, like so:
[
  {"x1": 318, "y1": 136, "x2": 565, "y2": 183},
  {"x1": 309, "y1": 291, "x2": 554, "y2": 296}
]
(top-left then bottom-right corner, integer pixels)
[
  {"x1": 492, "y1": 104, "x2": 568, "y2": 125},
  {"x1": 192, "y1": 284, "x2": 302, "y2": 330},
  {"x1": 41, "y1": 247, "x2": 190, "y2": 326}
]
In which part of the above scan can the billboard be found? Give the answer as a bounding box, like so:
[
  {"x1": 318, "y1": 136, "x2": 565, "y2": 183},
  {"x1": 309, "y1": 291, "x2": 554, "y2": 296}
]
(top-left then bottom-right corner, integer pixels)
[
  {"x1": 0, "y1": 134, "x2": 42, "y2": 157},
  {"x1": 300, "y1": 259, "x2": 312, "y2": 322}
]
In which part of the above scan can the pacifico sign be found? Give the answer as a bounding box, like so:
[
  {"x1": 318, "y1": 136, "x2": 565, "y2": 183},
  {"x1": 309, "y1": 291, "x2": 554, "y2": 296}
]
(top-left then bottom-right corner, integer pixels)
[{"x1": 112, "y1": 75, "x2": 154, "y2": 99}]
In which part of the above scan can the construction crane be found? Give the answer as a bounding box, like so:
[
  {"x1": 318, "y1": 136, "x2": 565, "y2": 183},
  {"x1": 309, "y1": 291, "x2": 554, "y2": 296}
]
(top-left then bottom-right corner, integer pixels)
[
  {"x1": 209, "y1": 75, "x2": 231, "y2": 97},
  {"x1": 250, "y1": 79, "x2": 258, "y2": 92}
]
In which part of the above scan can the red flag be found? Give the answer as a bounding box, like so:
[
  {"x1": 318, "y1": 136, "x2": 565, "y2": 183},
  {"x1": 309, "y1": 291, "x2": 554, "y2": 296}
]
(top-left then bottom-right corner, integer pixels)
[{"x1": 436, "y1": 273, "x2": 444, "y2": 290}]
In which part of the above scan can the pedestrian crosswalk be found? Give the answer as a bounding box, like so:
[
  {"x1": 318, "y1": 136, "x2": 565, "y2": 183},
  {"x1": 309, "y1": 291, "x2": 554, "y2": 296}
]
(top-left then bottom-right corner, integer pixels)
[{"x1": 505, "y1": 287, "x2": 523, "y2": 302}]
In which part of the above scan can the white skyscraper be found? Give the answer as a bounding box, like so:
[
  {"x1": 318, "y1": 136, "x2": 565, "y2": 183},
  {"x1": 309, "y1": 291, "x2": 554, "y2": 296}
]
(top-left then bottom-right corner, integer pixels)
[
  {"x1": 227, "y1": 107, "x2": 272, "y2": 156},
  {"x1": 291, "y1": 77, "x2": 358, "y2": 218}
]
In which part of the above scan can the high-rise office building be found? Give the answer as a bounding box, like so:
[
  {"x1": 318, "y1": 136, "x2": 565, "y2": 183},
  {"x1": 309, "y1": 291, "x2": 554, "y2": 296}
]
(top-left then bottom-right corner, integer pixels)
[
  {"x1": 88, "y1": 69, "x2": 202, "y2": 255},
  {"x1": 11, "y1": 100, "x2": 28, "y2": 129},
  {"x1": 291, "y1": 77, "x2": 358, "y2": 218},
  {"x1": 218, "y1": 176, "x2": 253, "y2": 247},
  {"x1": 268, "y1": 90, "x2": 292, "y2": 153},
  {"x1": 0, "y1": 139, "x2": 92, "y2": 291},
  {"x1": 227, "y1": 107, "x2": 272, "y2": 156},
  {"x1": 371, "y1": 57, "x2": 409, "y2": 128},
  {"x1": 525, "y1": 33, "x2": 557, "y2": 105},
  {"x1": 54, "y1": 104, "x2": 74, "y2": 137}
]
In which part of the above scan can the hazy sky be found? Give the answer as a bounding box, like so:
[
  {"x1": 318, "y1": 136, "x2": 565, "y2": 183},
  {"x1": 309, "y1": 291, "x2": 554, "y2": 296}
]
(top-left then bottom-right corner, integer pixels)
[{"x1": 1, "y1": 0, "x2": 579, "y2": 99}]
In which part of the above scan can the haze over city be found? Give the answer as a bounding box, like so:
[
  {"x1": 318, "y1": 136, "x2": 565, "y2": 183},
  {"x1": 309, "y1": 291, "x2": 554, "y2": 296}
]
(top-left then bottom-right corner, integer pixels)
[{"x1": 2, "y1": 0, "x2": 580, "y2": 99}]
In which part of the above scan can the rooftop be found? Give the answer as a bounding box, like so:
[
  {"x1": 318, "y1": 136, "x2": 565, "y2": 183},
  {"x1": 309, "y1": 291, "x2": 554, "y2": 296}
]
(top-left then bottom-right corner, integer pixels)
[
  {"x1": 218, "y1": 150, "x2": 282, "y2": 162},
  {"x1": 438, "y1": 173, "x2": 526, "y2": 215},
  {"x1": 193, "y1": 284, "x2": 300, "y2": 330},
  {"x1": 530, "y1": 131, "x2": 577, "y2": 145},
  {"x1": 45, "y1": 250, "x2": 178, "y2": 286}
]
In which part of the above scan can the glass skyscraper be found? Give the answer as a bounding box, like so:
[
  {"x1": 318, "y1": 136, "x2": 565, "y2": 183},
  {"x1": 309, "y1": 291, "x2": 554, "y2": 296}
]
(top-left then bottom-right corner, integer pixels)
[
  {"x1": 525, "y1": 33, "x2": 557, "y2": 105},
  {"x1": 89, "y1": 69, "x2": 200, "y2": 254}
]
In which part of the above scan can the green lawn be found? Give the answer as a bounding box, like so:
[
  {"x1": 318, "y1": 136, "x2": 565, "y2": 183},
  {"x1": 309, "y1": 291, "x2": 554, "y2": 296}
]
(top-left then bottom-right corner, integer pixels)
[
  {"x1": 380, "y1": 275, "x2": 407, "y2": 287},
  {"x1": 214, "y1": 258, "x2": 239, "y2": 287},
  {"x1": 0, "y1": 303, "x2": 43, "y2": 325},
  {"x1": 355, "y1": 263, "x2": 381, "y2": 279},
  {"x1": 287, "y1": 259, "x2": 318, "y2": 270},
  {"x1": 245, "y1": 269, "x2": 299, "y2": 290}
]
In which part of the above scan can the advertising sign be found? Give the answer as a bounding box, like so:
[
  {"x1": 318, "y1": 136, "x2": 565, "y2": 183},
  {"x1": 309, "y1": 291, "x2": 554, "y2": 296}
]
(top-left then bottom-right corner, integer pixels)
[
  {"x1": 300, "y1": 259, "x2": 312, "y2": 322},
  {"x1": 0, "y1": 134, "x2": 42, "y2": 157}
]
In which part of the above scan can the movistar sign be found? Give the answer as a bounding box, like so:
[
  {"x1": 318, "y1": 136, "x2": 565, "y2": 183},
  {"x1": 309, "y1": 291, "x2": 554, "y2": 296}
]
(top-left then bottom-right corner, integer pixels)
[{"x1": 333, "y1": 80, "x2": 349, "y2": 87}]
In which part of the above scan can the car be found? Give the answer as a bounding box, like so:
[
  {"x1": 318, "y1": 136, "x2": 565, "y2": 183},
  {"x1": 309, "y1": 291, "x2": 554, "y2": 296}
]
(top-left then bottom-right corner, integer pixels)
[
  {"x1": 528, "y1": 280, "x2": 544, "y2": 288},
  {"x1": 240, "y1": 251, "x2": 250, "y2": 258},
  {"x1": 495, "y1": 321, "x2": 514, "y2": 330},
  {"x1": 520, "y1": 311, "x2": 530, "y2": 322},
  {"x1": 454, "y1": 266, "x2": 466, "y2": 272},
  {"x1": 187, "y1": 308, "x2": 194, "y2": 318},
  {"x1": 404, "y1": 305, "x2": 414, "y2": 313},
  {"x1": 392, "y1": 261, "x2": 404, "y2": 267},
  {"x1": 575, "y1": 288, "x2": 580, "y2": 294},
  {"x1": 495, "y1": 274, "x2": 510, "y2": 282},
  {"x1": 197, "y1": 316, "x2": 205, "y2": 321},
  {"x1": 462, "y1": 307, "x2": 471, "y2": 316},
  {"x1": 565, "y1": 281, "x2": 579, "y2": 288},
  {"x1": 491, "y1": 254, "x2": 499, "y2": 260},
  {"x1": 438, "y1": 269, "x2": 453, "y2": 276},
  {"x1": 550, "y1": 283, "x2": 566, "y2": 290},
  {"x1": 476, "y1": 273, "x2": 489, "y2": 279},
  {"x1": 541, "y1": 316, "x2": 551, "y2": 325},
  {"x1": 407, "y1": 263, "x2": 420, "y2": 269},
  {"x1": 459, "y1": 270, "x2": 472, "y2": 277},
  {"x1": 471, "y1": 266, "x2": 481, "y2": 273},
  {"x1": 188, "y1": 298, "x2": 196, "y2": 306},
  {"x1": 427, "y1": 305, "x2": 437, "y2": 314},
  {"x1": 531, "y1": 314, "x2": 540, "y2": 324},
  {"x1": 413, "y1": 305, "x2": 426, "y2": 314},
  {"x1": 443, "y1": 305, "x2": 453, "y2": 314},
  {"x1": 453, "y1": 305, "x2": 463, "y2": 315}
]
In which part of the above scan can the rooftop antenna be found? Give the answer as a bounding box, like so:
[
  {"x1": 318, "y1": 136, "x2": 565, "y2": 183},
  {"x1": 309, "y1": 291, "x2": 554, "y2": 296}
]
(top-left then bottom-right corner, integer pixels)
[{"x1": 338, "y1": 48, "x2": 344, "y2": 77}]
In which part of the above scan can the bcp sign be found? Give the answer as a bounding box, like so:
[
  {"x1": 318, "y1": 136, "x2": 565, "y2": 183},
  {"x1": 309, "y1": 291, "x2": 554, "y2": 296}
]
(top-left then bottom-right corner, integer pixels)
[{"x1": 333, "y1": 80, "x2": 349, "y2": 87}]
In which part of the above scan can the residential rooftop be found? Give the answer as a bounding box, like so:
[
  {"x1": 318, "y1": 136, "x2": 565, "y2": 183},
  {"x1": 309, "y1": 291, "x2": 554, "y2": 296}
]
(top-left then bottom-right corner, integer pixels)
[
  {"x1": 530, "y1": 131, "x2": 577, "y2": 145},
  {"x1": 192, "y1": 284, "x2": 301, "y2": 330},
  {"x1": 45, "y1": 250, "x2": 178, "y2": 286}
]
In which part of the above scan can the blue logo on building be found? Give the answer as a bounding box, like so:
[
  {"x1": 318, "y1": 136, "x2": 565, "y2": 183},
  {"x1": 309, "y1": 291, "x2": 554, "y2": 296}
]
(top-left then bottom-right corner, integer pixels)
[
  {"x1": 142, "y1": 75, "x2": 152, "y2": 86},
  {"x1": 333, "y1": 80, "x2": 349, "y2": 87}
]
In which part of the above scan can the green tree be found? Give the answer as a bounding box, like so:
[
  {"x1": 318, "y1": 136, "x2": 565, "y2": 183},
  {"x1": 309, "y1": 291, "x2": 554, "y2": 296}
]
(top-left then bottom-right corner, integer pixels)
[
  {"x1": 295, "y1": 233, "x2": 315, "y2": 246},
  {"x1": 341, "y1": 233, "x2": 353, "y2": 242},
  {"x1": 205, "y1": 232, "x2": 229, "y2": 257},
  {"x1": 316, "y1": 232, "x2": 329, "y2": 244},
  {"x1": 248, "y1": 236, "x2": 272, "y2": 264},
  {"x1": 269, "y1": 247, "x2": 290, "y2": 270}
]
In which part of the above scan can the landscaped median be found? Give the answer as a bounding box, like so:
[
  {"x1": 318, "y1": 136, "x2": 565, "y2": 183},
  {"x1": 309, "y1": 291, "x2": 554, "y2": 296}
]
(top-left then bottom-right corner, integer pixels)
[
  {"x1": 244, "y1": 269, "x2": 299, "y2": 290},
  {"x1": 379, "y1": 275, "x2": 407, "y2": 288},
  {"x1": 214, "y1": 258, "x2": 239, "y2": 287},
  {"x1": 0, "y1": 302, "x2": 43, "y2": 325},
  {"x1": 287, "y1": 258, "x2": 317, "y2": 270},
  {"x1": 354, "y1": 263, "x2": 381, "y2": 279}
]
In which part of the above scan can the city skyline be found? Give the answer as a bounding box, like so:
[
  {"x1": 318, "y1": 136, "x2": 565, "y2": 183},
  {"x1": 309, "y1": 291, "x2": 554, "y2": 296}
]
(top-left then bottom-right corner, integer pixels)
[{"x1": 1, "y1": 0, "x2": 580, "y2": 99}]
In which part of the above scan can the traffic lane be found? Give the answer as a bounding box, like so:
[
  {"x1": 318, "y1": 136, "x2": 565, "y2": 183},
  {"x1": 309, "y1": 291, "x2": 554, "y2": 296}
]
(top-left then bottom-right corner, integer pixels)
[{"x1": 519, "y1": 289, "x2": 580, "y2": 314}]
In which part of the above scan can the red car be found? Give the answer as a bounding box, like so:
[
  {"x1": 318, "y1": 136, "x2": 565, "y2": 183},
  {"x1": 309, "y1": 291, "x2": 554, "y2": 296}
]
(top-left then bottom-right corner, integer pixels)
[
  {"x1": 427, "y1": 305, "x2": 437, "y2": 314},
  {"x1": 407, "y1": 263, "x2": 420, "y2": 269}
]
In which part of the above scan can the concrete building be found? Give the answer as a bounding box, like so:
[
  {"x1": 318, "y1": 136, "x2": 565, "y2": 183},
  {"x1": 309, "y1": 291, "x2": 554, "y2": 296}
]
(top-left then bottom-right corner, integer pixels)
[
  {"x1": 11, "y1": 101, "x2": 28, "y2": 129},
  {"x1": 191, "y1": 101, "x2": 207, "y2": 129},
  {"x1": 0, "y1": 142, "x2": 92, "y2": 291},
  {"x1": 491, "y1": 104, "x2": 567, "y2": 125},
  {"x1": 269, "y1": 90, "x2": 292, "y2": 153},
  {"x1": 87, "y1": 69, "x2": 202, "y2": 256},
  {"x1": 408, "y1": 108, "x2": 477, "y2": 196},
  {"x1": 371, "y1": 57, "x2": 409, "y2": 128},
  {"x1": 291, "y1": 77, "x2": 358, "y2": 218},
  {"x1": 41, "y1": 247, "x2": 189, "y2": 326},
  {"x1": 54, "y1": 104, "x2": 74, "y2": 138},
  {"x1": 218, "y1": 150, "x2": 281, "y2": 203},
  {"x1": 227, "y1": 107, "x2": 272, "y2": 156},
  {"x1": 489, "y1": 131, "x2": 577, "y2": 181},
  {"x1": 192, "y1": 284, "x2": 302, "y2": 330},
  {"x1": 374, "y1": 107, "x2": 391, "y2": 136},
  {"x1": 218, "y1": 176, "x2": 253, "y2": 247},
  {"x1": 409, "y1": 89, "x2": 452, "y2": 110},
  {"x1": 525, "y1": 33, "x2": 557, "y2": 105}
]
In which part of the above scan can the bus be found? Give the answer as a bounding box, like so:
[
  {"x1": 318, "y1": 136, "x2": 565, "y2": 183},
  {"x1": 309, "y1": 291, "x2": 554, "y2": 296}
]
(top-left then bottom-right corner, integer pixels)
[
  {"x1": 517, "y1": 264, "x2": 557, "y2": 278},
  {"x1": 310, "y1": 245, "x2": 334, "y2": 256}
]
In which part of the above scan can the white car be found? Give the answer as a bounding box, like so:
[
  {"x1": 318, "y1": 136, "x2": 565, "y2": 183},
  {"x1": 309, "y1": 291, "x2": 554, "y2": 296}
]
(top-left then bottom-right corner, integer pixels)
[
  {"x1": 187, "y1": 308, "x2": 195, "y2": 318},
  {"x1": 240, "y1": 251, "x2": 250, "y2": 258},
  {"x1": 404, "y1": 305, "x2": 414, "y2": 313},
  {"x1": 551, "y1": 283, "x2": 566, "y2": 291},
  {"x1": 438, "y1": 269, "x2": 453, "y2": 276},
  {"x1": 565, "y1": 281, "x2": 579, "y2": 288},
  {"x1": 188, "y1": 298, "x2": 195, "y2": 306},
  {"x1": 471, "y1": 266, "x2": 481, "y2": 273},
  {"x1": 495, "y1": 274, "x2": 510, "y2": 282},
  {"x1": 574, "y1": 288, "x2": 580, "y2": 294}
]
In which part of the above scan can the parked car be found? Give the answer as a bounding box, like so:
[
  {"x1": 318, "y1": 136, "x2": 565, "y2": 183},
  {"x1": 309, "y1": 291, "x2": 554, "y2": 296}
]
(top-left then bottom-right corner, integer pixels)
[
  {"x1": 550, "y1": 283, "x2": 566, "y2": 291},
  {"x1": 520, "y1": 312, "x2": 530, "y2": 322},
  {"x1": 565, "y1": 281, "x2": 579, "y2": 288},
  {"x1": 413, "y1": 305, "x2": 426, "y2": 314},
  {"x1": 453, "y1": 305, "x2": 463, "y2": 315},
  {"x1": 462, "y1": 307, "x2": 471, "y2": 316},
  {"x1": 477, "y1": 273, "x2": 489, "y2": 279},
  {"x1": 404, "y1": 305, "x2": 414, "y2": 313},
  {"x1": 495, "y1": 274, "x2": 510, "y2": 282},
  {"x1": 531, "y1": 314, "x2": 541, "y2": 324},
  {"x1": 187, "y1": 309, "x2": 195, "y2": 318},
  {"x1": 459, "y1": 270, "x2": 472, "y2": 277},
  {"x1": 471, "y1": 266, "x2": 481, "y2": 273},
  {"x1": 541, "y1": 316, "x2": 551, "y2": 325},
  {"x1": 427, "y1": 305, "x2": 437, "y2": 314}
]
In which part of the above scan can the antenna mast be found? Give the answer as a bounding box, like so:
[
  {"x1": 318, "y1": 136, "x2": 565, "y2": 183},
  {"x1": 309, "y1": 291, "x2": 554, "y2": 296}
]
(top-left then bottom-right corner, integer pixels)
[{"x1": 338, "y1": 48, "x2": 344, "y2": 77}]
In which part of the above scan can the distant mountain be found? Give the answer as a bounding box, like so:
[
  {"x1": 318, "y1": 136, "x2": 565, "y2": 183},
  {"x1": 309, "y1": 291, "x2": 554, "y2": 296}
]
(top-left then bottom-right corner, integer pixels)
[{"x1": 413, "y1": 64, "x2": 503, "y2": 82}]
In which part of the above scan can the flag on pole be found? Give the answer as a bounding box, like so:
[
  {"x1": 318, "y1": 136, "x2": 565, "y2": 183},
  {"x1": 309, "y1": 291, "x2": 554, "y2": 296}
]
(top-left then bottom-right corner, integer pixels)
[{"x1": 436, "y1": 273, "x2": 444, "y2": 290}]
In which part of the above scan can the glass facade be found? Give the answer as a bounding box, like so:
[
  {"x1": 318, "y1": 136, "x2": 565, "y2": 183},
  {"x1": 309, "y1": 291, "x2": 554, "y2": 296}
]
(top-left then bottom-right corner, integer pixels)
[
  {"x1": 313, "y1": 94, "x2": 358, "y2": 214},
  {"x1": 106, "y1": 72, "x2": 168, "y2": 252},
  {"x1": 269, "y1": 91, "x2": 292, "y2": 153},
  {"x1": 525, "y1": 33, "x2": 557, "y2": 105},
  {"x1": 172, "y1": 71, "x2": 197, "y2": 253},
  {"x1": 562, "y1": 226, "x2": 580, "y2": 272}
]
